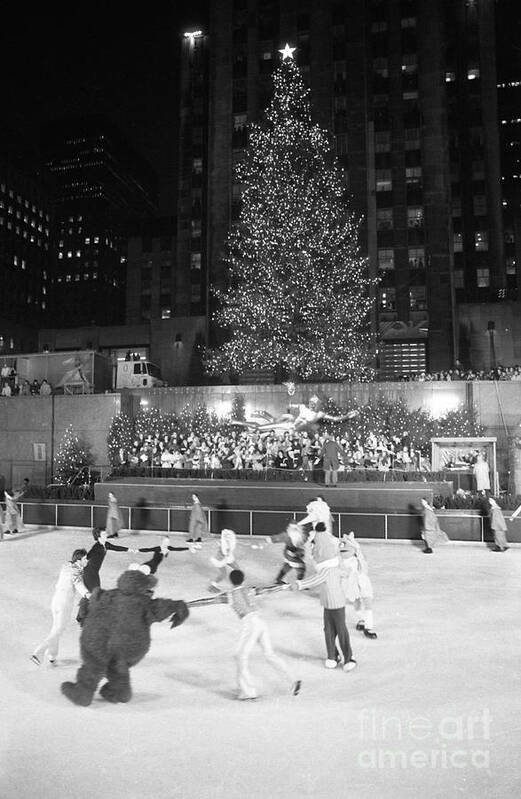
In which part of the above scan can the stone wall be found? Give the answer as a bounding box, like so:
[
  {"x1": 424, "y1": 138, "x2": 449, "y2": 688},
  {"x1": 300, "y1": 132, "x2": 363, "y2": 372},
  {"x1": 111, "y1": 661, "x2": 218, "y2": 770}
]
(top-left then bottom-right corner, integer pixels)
[{"x1": 1, "y1": 380, "x2": 520, "y2": 490}]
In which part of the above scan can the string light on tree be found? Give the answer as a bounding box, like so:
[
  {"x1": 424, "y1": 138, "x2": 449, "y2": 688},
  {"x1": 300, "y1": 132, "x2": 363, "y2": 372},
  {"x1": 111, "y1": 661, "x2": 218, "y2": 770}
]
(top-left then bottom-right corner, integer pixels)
[{"x1": 205, "y1": 49, "x2": 377, "y2": 381}]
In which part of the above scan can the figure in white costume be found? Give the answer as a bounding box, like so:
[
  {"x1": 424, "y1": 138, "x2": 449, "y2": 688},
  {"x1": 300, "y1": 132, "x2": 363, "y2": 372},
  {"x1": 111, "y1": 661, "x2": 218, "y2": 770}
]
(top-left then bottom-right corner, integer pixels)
[{"x1": 31, "y1": 549, "x2": 90, "y2": 665}]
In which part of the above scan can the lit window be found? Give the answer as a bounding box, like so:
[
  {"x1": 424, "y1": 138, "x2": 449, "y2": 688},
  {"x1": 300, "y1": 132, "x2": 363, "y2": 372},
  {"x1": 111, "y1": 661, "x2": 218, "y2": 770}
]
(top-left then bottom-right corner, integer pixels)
[
  {"x1": 407, "y1": 207, "x2": 424, "y2": 228},
  {"x1": 477, "y1": 268, "x2": 489, "y2": 287},
  {"x1": 379, "y1": 288, "x2": 396, "y2": 310},
  {"x1": 445, "y1": 71, "x2": 456, "y2": 83},
  {"x1": 409, "y1": 286, "x2": 426, "y2": 310},
  {"x1": 67, "y1": 251, "x2": 73, "y2": 258},
  {"x1": 402, "y1": 53, "x2": 418, "y2": 75},
  {"x1": 406, "y1": 166, "x2": 422, "y2": 186},
  {"x1": 376, "y1": 169, "x2": 392, "y2": 192},
  {"x1": 161, "y1": 308, "x2": 172, "y2": 319},
  {"x1": 506, "y1": 256, "x2": 516, "y2": 274},
  {"x1": 58, "y1": 252, "x2": 63, "y2": 259},
  {"x1": 94, "y1": 236, "x2": 99, "y2": 244},
  {"x1": 408, "y1": 247, "x2": 425, "y2": 269},
  {"x1": 13, "y1": 255, "x2": 18, "y2": 266},
  {"x1": 85, "y1": 237, "x2": 90, "y2": 244},
  {"x1": 467, "y1": 68, "x2": 480, "y2": 81},
  {"x1": 475, "y1": 231, "x2": 488, "y2": 251},
  {"x1": 76, "y1": 250, "x2": 82, "y2": 257},
  {"x1": 454, "y1": 232, "x2": 463, "y2": 252}
]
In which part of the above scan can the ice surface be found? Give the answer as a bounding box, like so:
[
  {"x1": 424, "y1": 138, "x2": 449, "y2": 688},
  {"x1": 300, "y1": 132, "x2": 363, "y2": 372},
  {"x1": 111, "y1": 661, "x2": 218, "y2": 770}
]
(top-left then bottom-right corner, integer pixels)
[{"x1": 1, "y1": 527, "x2": 520, "y2": 799}]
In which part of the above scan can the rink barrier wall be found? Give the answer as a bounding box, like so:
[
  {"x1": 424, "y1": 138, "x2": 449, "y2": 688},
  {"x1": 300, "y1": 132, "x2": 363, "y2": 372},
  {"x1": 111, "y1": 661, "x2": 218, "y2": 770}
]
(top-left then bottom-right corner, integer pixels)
[{"x1": 7, "y1": 501, "x2": 521, "y2": 544}]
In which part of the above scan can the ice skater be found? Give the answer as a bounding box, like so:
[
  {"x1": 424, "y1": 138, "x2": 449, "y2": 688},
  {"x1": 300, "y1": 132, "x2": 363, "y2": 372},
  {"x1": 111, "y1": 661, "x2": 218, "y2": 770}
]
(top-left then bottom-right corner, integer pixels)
[
  {"x1": 187, "y1": 493, "x2": 208, "y2": 543},
  {"x1": 31, "y1": 548, "x2": 90, "y2": 665},
  {"x1": 188, "y1": 569, "x2": 301, "y2": 700},
  {"x1": 420, "y1": 498, "x2": 449, "y2": 554},
  {"x1": 292, "y1": 522, "x2": 356, "y2": 672},
  {"x1": 77, "y1": 529, "x2": 135, "y2": 624},
  {"x1": 265, "y1": 522, "x2": 308, "y2": 584},
  {"x1": 488, "y1": 498, "x2": 510, "y2": 552},
  {"x1": 3, "y1": 490, "x2": 24, "y2": 535},
  {"x1": 209, "y1": 528, "x2": 241, "y2": 591},
  {"x1": 106, "y1": 491, "x2": 124, "y2": 538},
  {"x1": 138, "y1": 535, "x2": 194, "y2": 557},
  {"x1": 339, "y1": 532, "x2": 377, "y2": 639}
]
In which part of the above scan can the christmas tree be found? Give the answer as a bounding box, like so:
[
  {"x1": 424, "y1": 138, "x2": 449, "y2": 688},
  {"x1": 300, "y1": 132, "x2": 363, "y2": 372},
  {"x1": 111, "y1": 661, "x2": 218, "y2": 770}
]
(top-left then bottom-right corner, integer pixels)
[
  {"x1": 205, "y1": 46, "x2": 376, "y2": 381},
  {"x1": 107, "y1": 413, "x2": 133, "y2": 466},
  {"x1": 54, "y1": 424, "x2": 93, "y2": 483}
]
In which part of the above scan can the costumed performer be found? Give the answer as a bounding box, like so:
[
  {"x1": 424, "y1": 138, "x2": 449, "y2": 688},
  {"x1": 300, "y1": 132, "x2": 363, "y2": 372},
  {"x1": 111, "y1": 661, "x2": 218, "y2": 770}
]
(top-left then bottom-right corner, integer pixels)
[
  {"x1": 292, "y1": 522, "x2": 356, "y2": 672},
  {"x1": 339, "y1": 532, "x2": 377, "y2": 639}
]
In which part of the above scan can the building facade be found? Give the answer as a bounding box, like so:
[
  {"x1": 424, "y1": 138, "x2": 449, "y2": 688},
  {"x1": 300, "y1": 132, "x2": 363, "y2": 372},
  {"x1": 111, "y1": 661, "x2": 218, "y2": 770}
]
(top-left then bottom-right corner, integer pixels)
[
  {"x1": 41, "y1": 115, "x2": 158, "y2": 328},
  {"x1": 176, "y1": 0, "x2": 505, "y2": 377},
  {"x1": 0, "y1": 130, "x2": 53, "y2": 354}
]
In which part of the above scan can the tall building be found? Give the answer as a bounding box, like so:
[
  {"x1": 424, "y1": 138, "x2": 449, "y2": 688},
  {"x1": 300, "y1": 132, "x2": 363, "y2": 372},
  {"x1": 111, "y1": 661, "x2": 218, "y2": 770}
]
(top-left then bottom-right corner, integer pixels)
[
  {"x1": 41, "y1": 115, "x2": 158, "y2": 328},
  {"x1": 176, "y1": 30, "x2": 210, "y2": 323},
  {"x1": 0, "y1": 128, "x2": 53, "y2": 354},
  {"x1": 496, "y1": 0, "x2": 521, "y2": 300},
  {"x1": 176, "y1": 0, "x2": 504, "y2": 377}
]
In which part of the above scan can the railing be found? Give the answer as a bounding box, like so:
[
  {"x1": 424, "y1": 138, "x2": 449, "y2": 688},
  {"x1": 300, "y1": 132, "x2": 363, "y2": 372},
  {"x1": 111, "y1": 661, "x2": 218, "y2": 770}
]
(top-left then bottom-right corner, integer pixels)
[{"x1": 3, "y1": 500, "x2": 520, "y2": 544}]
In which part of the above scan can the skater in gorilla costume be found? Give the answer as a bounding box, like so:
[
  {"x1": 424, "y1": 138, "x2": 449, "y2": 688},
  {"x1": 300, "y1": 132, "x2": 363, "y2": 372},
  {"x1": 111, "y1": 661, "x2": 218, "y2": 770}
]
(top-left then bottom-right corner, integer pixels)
[{"x1": 61, "y1": 566, "x2": 189, "y2": 706}]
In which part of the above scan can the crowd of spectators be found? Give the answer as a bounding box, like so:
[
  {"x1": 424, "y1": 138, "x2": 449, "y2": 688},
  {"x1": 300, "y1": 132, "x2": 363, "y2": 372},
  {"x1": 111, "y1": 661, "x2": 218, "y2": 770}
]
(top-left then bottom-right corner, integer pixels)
[
  {"x1": 117, "y1": 427, "x2": 429, "y2": 476},
  {"x1": 399, "y1": 365, "x2": 521, "y2": 381}
]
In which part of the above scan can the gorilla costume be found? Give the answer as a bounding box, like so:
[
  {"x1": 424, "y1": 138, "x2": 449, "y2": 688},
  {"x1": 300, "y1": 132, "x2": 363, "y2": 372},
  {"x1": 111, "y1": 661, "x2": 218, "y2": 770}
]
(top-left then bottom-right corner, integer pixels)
[{"x1": 61, "y1": 567, "x2": 189, "y2": 706}]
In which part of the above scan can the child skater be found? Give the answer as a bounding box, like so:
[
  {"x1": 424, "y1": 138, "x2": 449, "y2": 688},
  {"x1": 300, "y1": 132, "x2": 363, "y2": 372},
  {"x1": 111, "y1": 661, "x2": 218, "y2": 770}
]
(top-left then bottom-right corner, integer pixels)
[
  {"x1": 339, "y1": 532, "x2": 377, "y2": 639},
  {"x1": 292, "y1": 522, "x2": 356, "y2": 672},
  {"x1": 106, "y1": 491, "x2": 124, "y2": 538},
  {"x1": 265, "y1": 522, "x2": 308, "y2": 584},
  {"x1": 3, "y1": 490, "x2": 24, "y2": 535},
  {"x1": 31, "y1": 548, "x2": 90, "y2": 665},
  {"x1": 188, "y1": 569, "x2": 301, "y2": 700}
]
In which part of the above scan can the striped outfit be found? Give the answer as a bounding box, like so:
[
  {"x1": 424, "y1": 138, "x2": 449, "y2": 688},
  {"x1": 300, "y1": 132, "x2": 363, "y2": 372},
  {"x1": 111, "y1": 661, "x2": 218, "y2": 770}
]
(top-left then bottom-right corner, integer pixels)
[{"x1": 297, "y1": 530, "x2": 353, "y2": 664}]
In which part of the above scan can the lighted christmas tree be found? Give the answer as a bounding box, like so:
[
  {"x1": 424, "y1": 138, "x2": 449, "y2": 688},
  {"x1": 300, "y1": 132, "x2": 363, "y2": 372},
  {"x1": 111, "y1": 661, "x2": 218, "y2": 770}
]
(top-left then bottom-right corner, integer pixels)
[
  {"x1": 54, "y1": 424, "x2": 93, "y2": 483},
  {"x1": 206, "y1": 46, "x2": 376, "y2": 381},
  {"x1": 107, "y1": 413, "x2": 133, "y2": 466}
]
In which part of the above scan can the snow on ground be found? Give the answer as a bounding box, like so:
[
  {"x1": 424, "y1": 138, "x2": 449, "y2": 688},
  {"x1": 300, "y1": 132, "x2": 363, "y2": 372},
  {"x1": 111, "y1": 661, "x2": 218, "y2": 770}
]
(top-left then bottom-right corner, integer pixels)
[{"x1": 0, "y1": 527, "x2": 520, "y2": 799}]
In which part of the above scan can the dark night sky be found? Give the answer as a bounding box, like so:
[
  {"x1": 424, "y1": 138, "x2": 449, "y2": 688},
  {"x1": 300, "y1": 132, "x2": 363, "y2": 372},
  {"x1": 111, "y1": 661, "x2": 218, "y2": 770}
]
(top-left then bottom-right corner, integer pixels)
[{"x1": 1, "y1": 4, "x2": 209, "y2": 213}]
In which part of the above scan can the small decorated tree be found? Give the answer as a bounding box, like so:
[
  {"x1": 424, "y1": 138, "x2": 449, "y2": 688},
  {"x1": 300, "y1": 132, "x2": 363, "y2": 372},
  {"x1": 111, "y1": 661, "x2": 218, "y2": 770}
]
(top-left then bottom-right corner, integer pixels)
[
  {"x1": 107, "y1": 413, "x2": 134, "y2": 466},
  {"x1": 54, "y1": 424, "x2": 93, "y2": 483}
]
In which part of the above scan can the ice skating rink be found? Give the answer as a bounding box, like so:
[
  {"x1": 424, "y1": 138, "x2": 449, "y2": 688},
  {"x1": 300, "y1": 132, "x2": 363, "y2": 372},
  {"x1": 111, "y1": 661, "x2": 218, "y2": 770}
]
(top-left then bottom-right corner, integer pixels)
[{"x1": 1, "y1": 527, "x2": 520, "y2": 799}]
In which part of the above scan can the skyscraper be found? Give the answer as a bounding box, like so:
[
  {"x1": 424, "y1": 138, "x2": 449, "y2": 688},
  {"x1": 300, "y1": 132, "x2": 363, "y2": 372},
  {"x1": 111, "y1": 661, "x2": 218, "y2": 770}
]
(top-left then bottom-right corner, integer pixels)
[
  {"x1": 41, "y1": 115, "x2": 158, "y2": 328},
  {"x1": 177, "y1": 0, "x2": 505, "y2": 377},
  {"x1": 0, "y1": 128, "x2": 52, "y2": 354}
]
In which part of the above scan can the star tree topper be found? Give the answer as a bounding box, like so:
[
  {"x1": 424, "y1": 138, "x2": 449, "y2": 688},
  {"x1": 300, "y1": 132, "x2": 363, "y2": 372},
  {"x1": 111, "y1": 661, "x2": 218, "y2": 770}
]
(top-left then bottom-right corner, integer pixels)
[{"x1": 279, "y1": 43, "x2": 296, "y2": 60}]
